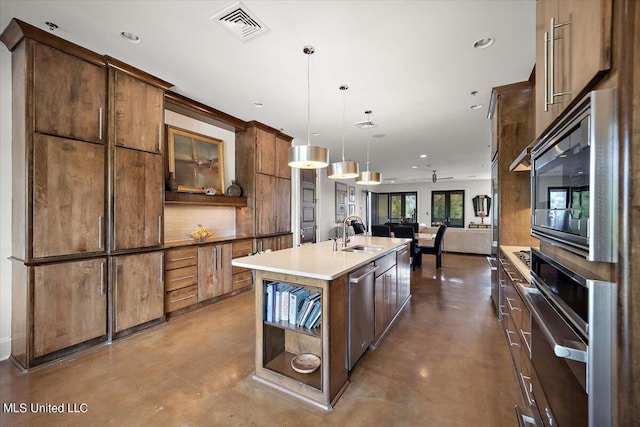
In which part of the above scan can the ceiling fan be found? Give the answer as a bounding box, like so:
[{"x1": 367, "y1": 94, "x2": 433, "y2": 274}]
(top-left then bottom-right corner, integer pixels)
[{"x1": 432, "y1": 170, "x2": 453, "y2": 183}]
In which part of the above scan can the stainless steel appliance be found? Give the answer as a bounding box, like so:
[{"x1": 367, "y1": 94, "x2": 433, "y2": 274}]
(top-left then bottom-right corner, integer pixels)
[
  {"x1": 347, "y1": 263, "x2": 377, "y2": 370},
  {"x1": 531, "y1": 88, "x2": 617, "y2": 262},
  {"x1": 520, "y1": 249, "x2": 616, "y2": 426},
  {"x1": 490, "y1": 157, "x2": 499, "y2": 315}
]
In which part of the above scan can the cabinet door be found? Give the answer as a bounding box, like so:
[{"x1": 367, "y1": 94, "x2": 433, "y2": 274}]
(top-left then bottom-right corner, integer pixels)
[
  {"x1": 374, "y1": 274, "x2": 388, "y2": 340},
  {"x1": 396, "y1": 245, "x2": 411, "y2": 305},
  {"x1": 256, "y1": 173, "x2": 276, "y2": 235},
  {"x1": 198, "y1": 244, "x2": 233, "y2": 301},
  {"x1": 114, "y1": 252, "x2": 164, "y2": 333},
  {"x1": 278, "y1": 234, "x2": 293, "y2": 250},
  {"x1": 114, "y1": 147, "x2": 163, "y2": 250},
  {"x1": 256, "y1": 129, "x2": 276, "y2": 175},
  {"x1": 386, "y1": 267, "x2": 398, "y2": 316},
  {"x1": 257, "y1": 237, "x2": 278, "y2": 252},
  {"x1": 114, "y1": 71, "x2": 164, "y2": 153},
  {"x1": 275, "y1": 137, "x2": 291, "y2": 179},
  {"x1": 33, "y1": 134, "x2": 105, "y2": 258},
  {"x1": 276, "y1": 178, "x2": 291, "y2": 233},
  {"x1": 33, "y1": 43, "x2": 106, "y2": 144},
  {"x1": 33, "y1": 258, "x2": 107, "y2": 357},
  {"x1": 535, "y1": 0, "x2": 560, "y2": 137}
]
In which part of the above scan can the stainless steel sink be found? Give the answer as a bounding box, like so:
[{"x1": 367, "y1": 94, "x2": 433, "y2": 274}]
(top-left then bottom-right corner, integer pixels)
[{"x1": 341, "y1": 245, "x2": 384, "y2": 253}]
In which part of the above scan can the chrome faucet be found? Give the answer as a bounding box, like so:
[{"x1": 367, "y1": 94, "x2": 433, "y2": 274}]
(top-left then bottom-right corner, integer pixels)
[{"x1": 343, "y1": 215, "x2": 363, "y2": 247}]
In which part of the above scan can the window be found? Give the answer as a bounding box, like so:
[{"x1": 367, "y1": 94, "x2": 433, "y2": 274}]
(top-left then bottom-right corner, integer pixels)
[
  {"x1": 370, "y1": 192, "x2": 418, "y2": 224},
  {"x1": 431, "y1": 190, "x2": 465, "y2": 228}
]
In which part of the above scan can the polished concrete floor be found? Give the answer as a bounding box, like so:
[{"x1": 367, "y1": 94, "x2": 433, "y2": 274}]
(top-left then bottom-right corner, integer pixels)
[{"x1": 0, "y1": 253, "x2": 521, "y2": 426}]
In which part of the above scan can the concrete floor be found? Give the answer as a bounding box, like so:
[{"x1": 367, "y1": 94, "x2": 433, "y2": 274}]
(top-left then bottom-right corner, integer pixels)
[{"x1": 0, "y1": 253, "x2": 521, "y2": 426}]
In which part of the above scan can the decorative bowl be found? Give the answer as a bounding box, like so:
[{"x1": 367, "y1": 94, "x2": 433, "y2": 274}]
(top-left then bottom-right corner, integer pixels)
[
  {"x1": 291, "y1": 353, "x2": 321, "y2": 374},
  {"x1": 186, "y1": 224, "x2": 212, "y2": 242}
]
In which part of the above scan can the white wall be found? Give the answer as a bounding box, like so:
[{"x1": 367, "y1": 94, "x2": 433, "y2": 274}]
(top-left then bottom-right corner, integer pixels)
[{"x1": 0, "y1": 46, "x2": 12, "y2": 360}]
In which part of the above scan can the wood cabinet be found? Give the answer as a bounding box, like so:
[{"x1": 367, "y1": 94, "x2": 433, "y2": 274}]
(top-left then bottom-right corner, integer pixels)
[
  {"x1": 235, "y1": 122, "x2": 293, "y2": 239},
  {"x1": 165, "y1": 246, "x2": 198, "y2": 313},
  {"x1": 396, "y1": 244, "x2": 411, "y2": 305},
  {"x1": 33, "y1": 258, "x2": 107, "y2": 359},
  {"x1": 33, "y1": 42, "x2": 106, "y2": 144},
  {"x1": 113, "y1": 251, "x2": 165, "y2": 333},
  {"x1": 198, "y1": 243, "x2": 233, "y2": 301},
  {"x1": 489, "y1": 82, "x2": 538, "y2": 249},
  {"x1": 113, "y1": 147, "x2": 163, "y2": 250},
  {"x1": 232, "y1": 239, "x2": 254, "y2": 291},
  {"x1": 535, "y1": 0, "x2": 612, "y2": 138},
  {"x1": 113, "y1": 70, "x2": 164, "y2": 153},
  {"x1": 32, "y1": 134, "x2": 105, "y2": 259}
]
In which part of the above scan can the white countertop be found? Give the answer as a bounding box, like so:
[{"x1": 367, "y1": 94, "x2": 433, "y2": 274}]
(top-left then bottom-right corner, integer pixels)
[{"x1": 232, "y1": 236, "x2": 411, "y2": 280}]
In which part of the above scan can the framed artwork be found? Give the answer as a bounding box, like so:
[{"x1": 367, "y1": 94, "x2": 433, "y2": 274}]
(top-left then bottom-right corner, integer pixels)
[
  {"x1": 349, "y1": 185, "x2": 356, "y2": 202},
  {"x1": 349, "y1": 203, "x2": 356, "y2": 215},
  {"x1": 335, "y1": 182, "x2": 348, "y2": 223},
  {"x1": 167, "y1": 125, "x2": 224, "y2": 194}
]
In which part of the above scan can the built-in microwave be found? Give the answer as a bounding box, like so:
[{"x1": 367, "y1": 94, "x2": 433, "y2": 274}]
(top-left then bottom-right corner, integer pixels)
[{"x1": 531, "y1": 88, "x2": 618, "y2": 262}]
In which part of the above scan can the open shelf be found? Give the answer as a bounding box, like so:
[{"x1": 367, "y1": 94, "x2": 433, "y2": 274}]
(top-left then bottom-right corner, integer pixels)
[
  {"x1": 264, "y1": 320, "x2": 322, "y2": 338},
  {"x1": 264, "y1": 351, "x2": 321, "y2": 390},
  {"x1": 164, "y1": 192, "x2": 247, "y2": 207}
]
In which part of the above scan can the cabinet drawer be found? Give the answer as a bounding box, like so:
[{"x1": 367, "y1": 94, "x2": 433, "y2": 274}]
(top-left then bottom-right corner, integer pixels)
[
  {"x1": 375, "y1": 253, "x2": 396, "y2": 276},
  {"x1": 232, "y1": 270, "x2": 253, "y2": 290},
  {"x1": 232, "y1": 239, "x2": 254, "y2": 258},
  {"x1": 165, "y1": 285, "x2": 197, "y2": 312},
  {"x1": 165, "y1": 265, "x2": 198, "y2": 292},
  {"x1": 165, "y1": 247, "x2": 197, "y2": 270}
]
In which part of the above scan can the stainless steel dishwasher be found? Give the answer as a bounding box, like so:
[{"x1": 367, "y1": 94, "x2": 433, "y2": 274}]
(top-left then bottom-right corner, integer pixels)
[{"x1": 347, "y1": 263, "x2": 378, "y2": 370}]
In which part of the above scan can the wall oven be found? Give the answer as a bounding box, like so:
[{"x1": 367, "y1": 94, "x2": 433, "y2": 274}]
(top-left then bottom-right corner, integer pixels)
[
  {"x1": 530, "y1": 88, "x2": 617, "y2": 262},
  {"x1": 520, "y1": 249, "x2": 616, "y2": 426}
]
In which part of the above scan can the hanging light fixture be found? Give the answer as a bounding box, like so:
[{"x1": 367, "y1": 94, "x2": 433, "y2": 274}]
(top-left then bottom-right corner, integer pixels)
[
  {"x1": 356, "y1": 110, "x2": 382, "y2": 185},
  {"x1": 327, "y1": 85, "x2": 359, "y2": 179},
  {"x1": 288, "y1": 46, "x2": 329, "y2": 169}
]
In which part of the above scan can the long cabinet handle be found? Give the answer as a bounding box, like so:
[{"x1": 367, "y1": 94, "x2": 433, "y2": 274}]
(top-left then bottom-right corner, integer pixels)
[
  {"x1": 169, "y1": 255, "x2": 196, "y2": 262},
  {"x1": 170, "y1": 274, "x2": 196, "y2": 282},
  {"x1": 235, "y1": 277, "x2": 252, "y2": 285},
  {"x1": 548, "y1": 16, "x2": 572, "y2": 107},
  {"x1": 171, "y1": 294, "x2": 196, "y2": 304},
  {"x1": 158, "y1": 254, "x2": 164, "y2": 296},
  {"x1": 505, "y1": 329, "x2": 520, "y2": 347},
  {"x1": 98, "y1": 107, "x2": 103, "y2": 140},
  {"x1": 98, "y1": 216, "x2": 103, "y2": 249},
  {"x1": 506, "y1": 296, "x2": 521, "y2": 312},
  {"x1": 99, "y1": 261, "x2": 105, "y2": 295},
  {"x1": 157, "y1": 216, "x2": 162, "y2": 244},
  {"x1": 158, "y1": 123, "x2": 162, "y2": 152},
  {"x1": 544, "y1": 30, "x2": 550, "y2": 111},
  {"x1": 519, "y1": 374, "x2": 536, "y2": 406}
]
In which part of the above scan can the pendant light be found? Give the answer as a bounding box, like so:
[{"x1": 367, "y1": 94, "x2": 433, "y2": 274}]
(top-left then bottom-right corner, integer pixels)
[
  {"x1": 288, "y1": 46, "x2": 329, "y2": 169},
  {"x1": 328, "y1": 85, "x2": 359, "y2": 179},
  {"x1": 356, "y1": 110, "x2": 382, "y2": 185}
]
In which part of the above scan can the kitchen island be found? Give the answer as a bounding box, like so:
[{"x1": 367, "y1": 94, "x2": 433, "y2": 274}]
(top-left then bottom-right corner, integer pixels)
[{"x1": 232, "y1": 236, "x2": 412, "y2": 409}]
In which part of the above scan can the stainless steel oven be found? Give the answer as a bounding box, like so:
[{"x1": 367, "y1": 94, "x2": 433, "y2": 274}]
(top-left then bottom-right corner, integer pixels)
[
  {"x1": 531, "y1": 88, "x2": 617, "y2": 262},
  {"x1": 520, "y1": 249, "x2": 616, "y2": 426}
]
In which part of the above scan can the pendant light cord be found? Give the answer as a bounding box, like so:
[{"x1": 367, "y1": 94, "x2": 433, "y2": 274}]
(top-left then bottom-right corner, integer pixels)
[
  {"x1": 365, "y1": 111, "x2": 371, "y2": 172},
  {"x1": 306, "y1": 51, "x2": 311, "y2": 147},
  {"x1": 341, "y1": 88, "x2": 346, "y2": 161}
]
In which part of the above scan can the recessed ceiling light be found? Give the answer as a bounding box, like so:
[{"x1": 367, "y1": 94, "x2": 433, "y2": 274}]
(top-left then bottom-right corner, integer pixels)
[
  {"x1": 120, "y1": 31, "x2": 142, "y2": 44},
  {"x1": 372, "y1": 134, "x2": 385, "y2": 138},
  {"x1": 412, "y1": 166, "x2": 418, "y2": 169},
  {"x1": 420, "y1": 154, "x2": 427, "y2": 158},
  {"x1": 470, "y1": 104, "x2": 484, "y2": 110},
  {"x1": 473, "y1": 37, "x2": 494, "y2": 49},
  {"x1": 253, "y1": 102, "x2": 264, "y2": 108}
]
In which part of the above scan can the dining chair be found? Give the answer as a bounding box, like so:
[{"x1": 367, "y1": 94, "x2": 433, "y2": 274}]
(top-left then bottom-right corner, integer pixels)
[
  {"x1": 371, "y1": 225, "x2": 391, "y2": 237},
  {"x1": 414, "y1": 224, "x2": 447, "y2": 269},
  {"x1": 391, "y1": 226, "x2": 419, "y2": 267}
]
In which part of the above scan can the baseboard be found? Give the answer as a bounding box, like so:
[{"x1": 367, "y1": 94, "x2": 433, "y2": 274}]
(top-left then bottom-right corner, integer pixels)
[{"x1": 0, "y1": 336, "x2": 11, "y2": 361}]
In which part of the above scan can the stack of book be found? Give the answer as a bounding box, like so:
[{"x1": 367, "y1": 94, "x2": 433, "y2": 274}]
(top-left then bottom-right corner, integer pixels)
[{"x1": 265, "y1": 282, "x2": 321, "y2": 329}]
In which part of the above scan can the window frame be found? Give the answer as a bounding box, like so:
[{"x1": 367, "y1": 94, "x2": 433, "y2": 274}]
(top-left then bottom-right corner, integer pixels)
[{"x1": 431, "y1": 190, "x2": 465, "y2": 228}]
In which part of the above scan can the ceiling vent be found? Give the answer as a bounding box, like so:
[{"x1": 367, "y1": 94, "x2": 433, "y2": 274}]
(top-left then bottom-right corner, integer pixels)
[{"x1": 211, "y1": 1, "x2": 269, "y2": 42}]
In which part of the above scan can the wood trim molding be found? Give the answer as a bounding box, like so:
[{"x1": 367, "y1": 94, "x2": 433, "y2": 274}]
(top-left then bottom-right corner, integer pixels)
[
  {"x1": 165, "y1": 91, "x2": 247, "y2": 131},
  {"x1": 164, "y1": 192, "x2": 247, "y2": 207},
  {"x1": 245, "y1": 121, "x2": 293, "y2": 142},
  {"x1": 0, "y1": 18, "x2": 104, "y2": 66},
  {"x1": 104, "y1": 55, "x2": 172, "y2": 90}
]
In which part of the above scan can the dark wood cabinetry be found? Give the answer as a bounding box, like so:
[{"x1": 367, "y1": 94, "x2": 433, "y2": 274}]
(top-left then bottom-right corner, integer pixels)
[
  {"x1": 113, "y1": 251, "x2": 165, "y2": 334},
  {"x1": 535, "y1": 0, "x2": 612, "y2": 138},
  {"x1": 113, "y1": 147, "x2": 163, "y2": 250},
  {"x1": 198, "y1": 243, "x2": 233, "y2": 301},
  {"x1": 33, "y1": 258, "x2": 107, "y2": 359},
  {"x1": 32, "y1": 134, "x2": 105, "y2": 258},
  {"x1": 33, "y1": 43, "x2": 106, "y2": 144}
]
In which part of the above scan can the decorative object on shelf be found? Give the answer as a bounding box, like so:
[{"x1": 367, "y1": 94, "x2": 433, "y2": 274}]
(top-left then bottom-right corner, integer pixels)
[
  {"x1": 356, "y1": 110, "x2": 381, "y2": 185},
  {"x1": 167, "y1": 125, "x2": 225, "y2": 194},
  {"x1": 288, "y1": 46, "x2": 329, "y2": 169},
  {"x1": 204, "y1": 186, "x2": 216, "y2": 195},
  {"x1": 167, "y1": 171, "x2": 178, "y2": 192},
  {"x1": 226, "y1": 180, "x2": 243, "y2": 197},
  {"x1": 328, "y1": 85, "x2": 359, "y2": 179},
  {"x1": 186, "y1": 224, "x2": 212, "y2": 242},
  {"x1": 291, "y1": 353, "x2": 321, "y2": 374}
]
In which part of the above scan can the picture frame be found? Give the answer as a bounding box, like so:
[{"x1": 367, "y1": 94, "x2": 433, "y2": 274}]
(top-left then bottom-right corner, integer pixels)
[
  {"x1": 167, "y1": 125, "x2": 225, "y2": 194},
  {"x1": 335, "y1": 182, "x2": 348, "y2": 223},
  {"x1": 349, "y1": 185, "x2": 355, "y2": 202}
]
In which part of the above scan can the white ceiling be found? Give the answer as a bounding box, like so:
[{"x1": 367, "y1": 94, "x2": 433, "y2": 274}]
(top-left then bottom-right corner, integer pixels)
[{"x1": 0, "y1": 0, "x2": 536, "y2": 184}]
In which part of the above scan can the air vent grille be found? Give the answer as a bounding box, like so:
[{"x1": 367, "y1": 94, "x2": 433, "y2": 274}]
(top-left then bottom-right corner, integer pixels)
[
  {"x1": 212, "y1": 1, "x2": 269, "y2": 41},
  {"x1": 353, "y1": 120, "x2": 376, "y2": 129}
]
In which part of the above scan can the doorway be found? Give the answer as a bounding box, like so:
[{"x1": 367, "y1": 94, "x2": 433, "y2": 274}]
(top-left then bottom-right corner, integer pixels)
[{"x1": 300, "y1": 169, "x2": 316, "y2": 243}]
